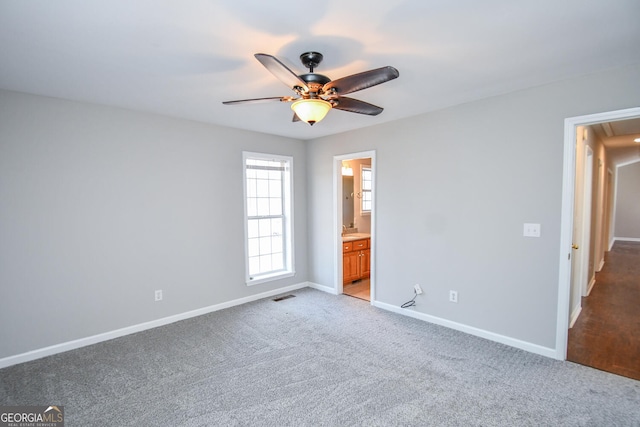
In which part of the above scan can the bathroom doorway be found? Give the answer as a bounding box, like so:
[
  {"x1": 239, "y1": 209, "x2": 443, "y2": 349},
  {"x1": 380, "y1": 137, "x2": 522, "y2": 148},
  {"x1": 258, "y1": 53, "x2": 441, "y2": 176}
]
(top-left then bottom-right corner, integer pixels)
[{"x1": 334, "y1": 151, "x2": 376, "y2": 303}]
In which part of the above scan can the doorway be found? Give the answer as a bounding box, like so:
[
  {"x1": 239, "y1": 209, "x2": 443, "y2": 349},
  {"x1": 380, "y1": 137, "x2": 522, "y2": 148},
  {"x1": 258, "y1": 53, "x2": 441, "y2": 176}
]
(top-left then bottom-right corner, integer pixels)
[
  {"x1": 334, "y1": 151, "x2": 376, "y2": 303},
  {"x1": 557, "y1": 106, "x2": 640, "y2": 362}
]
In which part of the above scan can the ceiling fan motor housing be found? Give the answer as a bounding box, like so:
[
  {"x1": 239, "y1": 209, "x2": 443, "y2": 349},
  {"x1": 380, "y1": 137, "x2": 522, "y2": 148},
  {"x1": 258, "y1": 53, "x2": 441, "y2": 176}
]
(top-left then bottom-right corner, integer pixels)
[
  {"x1": 298, "y1": 52, "x2": 331, "y2": 95},
  {"x1": 299, "y1": 73, "x2": 331, "y2": 94}
]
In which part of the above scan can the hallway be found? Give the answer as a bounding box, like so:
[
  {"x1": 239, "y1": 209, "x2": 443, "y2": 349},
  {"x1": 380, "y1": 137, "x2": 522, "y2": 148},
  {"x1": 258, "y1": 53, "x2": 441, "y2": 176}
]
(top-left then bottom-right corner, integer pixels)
[{"x1": 567, "y1": 241, "x2": 640, "y2": 380}]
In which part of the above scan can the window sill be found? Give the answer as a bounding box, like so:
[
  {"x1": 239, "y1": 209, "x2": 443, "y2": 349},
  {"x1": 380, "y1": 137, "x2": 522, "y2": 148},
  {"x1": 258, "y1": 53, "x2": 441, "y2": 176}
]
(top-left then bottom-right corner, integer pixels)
[{"x1": 246, "y1": 271, "x2": 295, "y2": 286}]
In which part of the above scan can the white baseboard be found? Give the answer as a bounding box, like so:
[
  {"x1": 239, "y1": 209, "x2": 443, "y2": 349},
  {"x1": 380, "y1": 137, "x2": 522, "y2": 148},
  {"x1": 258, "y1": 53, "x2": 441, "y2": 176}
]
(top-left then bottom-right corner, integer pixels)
[
  {"x1": 307, "y1": 281, "x2": 339, "y2": 295},
  {"x1": 0, "y1": 281, "x2": 310, "y2": 369},
  {"x1": 587, "y1": 276, "x2": 596, "y2": 296},
  {"x1": 569, "y1": 305, "x2": 582, "y2": 329},
  {"x1": 372, "y1": 301, "x2": 557, "y2": 359},
  {"x1": 614, "y1": 237, "x2": 640, "y2": 243}
]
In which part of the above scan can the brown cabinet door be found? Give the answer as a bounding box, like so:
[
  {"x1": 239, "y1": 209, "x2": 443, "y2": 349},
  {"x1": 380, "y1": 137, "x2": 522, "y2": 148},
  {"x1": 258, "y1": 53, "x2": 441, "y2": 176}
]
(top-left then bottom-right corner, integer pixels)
[
  {"x1": 343, "y1": 251, "x2": 360, "y2": 284},
  {"x1": 360, "y1": 249, "x2": 370, "y2": 278}
]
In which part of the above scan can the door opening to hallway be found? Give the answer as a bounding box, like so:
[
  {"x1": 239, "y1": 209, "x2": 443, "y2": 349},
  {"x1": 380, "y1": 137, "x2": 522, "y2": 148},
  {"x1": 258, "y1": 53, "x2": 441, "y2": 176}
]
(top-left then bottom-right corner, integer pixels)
[{"x1": 560, "y1": 109, "x2": 640, "y2": 379}]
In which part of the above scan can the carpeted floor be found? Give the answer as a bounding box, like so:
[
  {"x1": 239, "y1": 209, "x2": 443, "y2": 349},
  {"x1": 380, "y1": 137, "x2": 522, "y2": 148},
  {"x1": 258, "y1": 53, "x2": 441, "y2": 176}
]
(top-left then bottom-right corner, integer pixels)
[{"x1": 1, "y1": 287, "x2": 639, "y2": 426}]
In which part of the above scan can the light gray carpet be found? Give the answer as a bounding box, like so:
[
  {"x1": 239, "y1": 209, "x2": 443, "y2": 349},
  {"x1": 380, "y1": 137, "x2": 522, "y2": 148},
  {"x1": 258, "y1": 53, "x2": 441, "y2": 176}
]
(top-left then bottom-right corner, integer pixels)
[{"x1": 1, "y1": 287, "x2": 639, "y2": 426}]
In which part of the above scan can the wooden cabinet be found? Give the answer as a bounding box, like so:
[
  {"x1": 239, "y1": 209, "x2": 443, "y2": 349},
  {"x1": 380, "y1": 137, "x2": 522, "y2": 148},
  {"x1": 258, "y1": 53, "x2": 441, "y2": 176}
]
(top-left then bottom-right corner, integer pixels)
[
  {"x1": 343, "y1": 249, "x2": 360, "y2": 283},
  {"x1": 343, "y1": 238, "x2": 370, "y2": 284},
  {"x1": 359, "y1": 248, "x2": 370, "y2": 277}
]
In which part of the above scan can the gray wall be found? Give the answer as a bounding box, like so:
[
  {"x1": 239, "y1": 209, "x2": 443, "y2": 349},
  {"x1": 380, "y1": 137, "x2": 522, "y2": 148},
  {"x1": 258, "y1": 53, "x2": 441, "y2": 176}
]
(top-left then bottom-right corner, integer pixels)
[
  {"x1": 0, "y1": 90, "x2": 308, "y2": 359},
  {"x1": 307, "y1": 64, "x2": 640, "y2": 350},
  {"x1": 614, "y1": 161, "x2": 640, "y2": 239}
]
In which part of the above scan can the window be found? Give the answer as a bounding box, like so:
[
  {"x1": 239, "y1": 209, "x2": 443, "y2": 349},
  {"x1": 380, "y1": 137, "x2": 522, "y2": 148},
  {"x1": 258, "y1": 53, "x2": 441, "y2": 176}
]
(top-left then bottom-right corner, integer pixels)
[
  {"x1": 361, "y1": 166, "x2": 372, "y2": 213},
  {"x1": 243, "y1": 152, "x2": 294, "y2": 284}
]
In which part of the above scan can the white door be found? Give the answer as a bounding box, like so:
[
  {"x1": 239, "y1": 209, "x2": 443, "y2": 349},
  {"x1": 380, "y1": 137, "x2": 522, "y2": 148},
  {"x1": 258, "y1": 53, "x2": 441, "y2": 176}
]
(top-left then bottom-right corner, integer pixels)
[
  {"x1": 569, "y1": 136, "x2": 593, "y2": 327},
  {"x1": 579, "y1": 146, "x2": 594, "y2": 297}
]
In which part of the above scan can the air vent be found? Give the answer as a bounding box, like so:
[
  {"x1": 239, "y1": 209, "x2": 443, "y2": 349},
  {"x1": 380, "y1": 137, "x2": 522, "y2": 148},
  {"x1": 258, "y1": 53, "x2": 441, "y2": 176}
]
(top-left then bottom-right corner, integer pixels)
[{"x1": 272, "y1": 294, "x2": 296, "y2": 302}]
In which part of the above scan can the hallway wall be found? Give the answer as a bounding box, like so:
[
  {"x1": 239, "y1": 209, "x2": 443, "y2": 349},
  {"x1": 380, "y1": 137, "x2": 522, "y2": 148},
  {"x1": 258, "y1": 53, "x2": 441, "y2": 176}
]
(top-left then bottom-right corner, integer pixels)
[{"x1": 614, "y1": 161, "x2": 640, "y2": 239}]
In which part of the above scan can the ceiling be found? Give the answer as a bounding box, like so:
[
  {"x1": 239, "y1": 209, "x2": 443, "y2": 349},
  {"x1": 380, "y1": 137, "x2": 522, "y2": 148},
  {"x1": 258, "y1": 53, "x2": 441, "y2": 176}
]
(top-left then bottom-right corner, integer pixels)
[
  {"x1": 1, "y1": 1, "x2": 639, "y2": 141},
  {"x1": 591, "y1": 118, "x2": 640, "y2": 166}
]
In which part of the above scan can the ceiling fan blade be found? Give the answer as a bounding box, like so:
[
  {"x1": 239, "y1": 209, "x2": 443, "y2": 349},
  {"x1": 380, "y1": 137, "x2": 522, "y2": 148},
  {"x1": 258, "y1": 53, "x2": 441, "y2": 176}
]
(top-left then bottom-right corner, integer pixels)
[
  {"x1": 222, "y1": 96, "x2": 295, "y2": 105},
  {"x1": 255, "y1": 53, "x2": 309, "y2": 93},
  {"x1": 323, "y1": 66, "x2": 399, "y2": 95},
  {"x1": 332, "y1": 97, "x2": 383, "y2": 116},
  {"x1": 292, "y1": 113, "x2": 301, "y2": 122}
]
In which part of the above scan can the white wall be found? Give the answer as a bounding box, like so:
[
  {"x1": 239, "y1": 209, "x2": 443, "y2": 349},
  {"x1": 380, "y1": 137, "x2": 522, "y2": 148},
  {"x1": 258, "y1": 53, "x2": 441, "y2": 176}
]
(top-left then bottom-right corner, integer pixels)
[
  {"x1": 614, "y1": 161, "x2": 640, "y2": 239},
  {"x1": 0, "y1": 90, "x2": 308, "y2": 360},
  {"x1": 307, "y1": 64, "x2": 640, "y2": 351}
]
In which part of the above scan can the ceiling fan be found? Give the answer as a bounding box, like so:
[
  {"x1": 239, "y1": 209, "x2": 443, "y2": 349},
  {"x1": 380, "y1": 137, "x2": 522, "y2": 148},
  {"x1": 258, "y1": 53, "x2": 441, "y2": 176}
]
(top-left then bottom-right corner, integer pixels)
[{"x1": 223, "y1": 52, "x2": 399, "y2": 126}]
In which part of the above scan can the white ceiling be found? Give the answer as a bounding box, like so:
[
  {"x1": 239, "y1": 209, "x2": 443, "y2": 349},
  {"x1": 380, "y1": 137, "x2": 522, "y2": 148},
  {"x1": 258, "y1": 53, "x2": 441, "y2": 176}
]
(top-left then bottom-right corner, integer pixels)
[
  {"x1": 1, "y1": 0, "x2": 640, "y2": 140},
  {"x1": 591, "y1": 118, "x2": 640, "y2": 166}
]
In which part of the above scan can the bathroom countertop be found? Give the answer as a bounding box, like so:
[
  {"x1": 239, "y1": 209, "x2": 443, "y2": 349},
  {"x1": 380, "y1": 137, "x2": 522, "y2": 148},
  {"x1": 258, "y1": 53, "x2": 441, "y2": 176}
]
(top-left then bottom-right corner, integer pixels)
[{"x1": 342, "y1": 233, "x2": 371, "y2": 242}]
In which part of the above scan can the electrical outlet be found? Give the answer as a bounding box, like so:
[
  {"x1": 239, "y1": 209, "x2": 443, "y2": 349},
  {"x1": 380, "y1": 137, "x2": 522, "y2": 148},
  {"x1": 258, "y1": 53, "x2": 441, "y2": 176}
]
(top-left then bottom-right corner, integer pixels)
[
  {"x1": 523, "y1": 223, "x2": 541, "y2": 237},
  {"x1": 449, "y1": 290, "x2": 458, "y2": 303},
  {"x1": 414, "y1": 284, "x2": 423, "y2": 295},
  {"x1": 155, "y1": 290, "x2": 163, "y2": 301}
]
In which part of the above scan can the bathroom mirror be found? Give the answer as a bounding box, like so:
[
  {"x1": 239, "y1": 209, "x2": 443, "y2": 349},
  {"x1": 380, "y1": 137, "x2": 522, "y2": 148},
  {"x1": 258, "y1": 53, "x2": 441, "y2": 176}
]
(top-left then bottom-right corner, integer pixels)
[{"x1": 342, "y1": 175, "x2": 354, "y2": 228}]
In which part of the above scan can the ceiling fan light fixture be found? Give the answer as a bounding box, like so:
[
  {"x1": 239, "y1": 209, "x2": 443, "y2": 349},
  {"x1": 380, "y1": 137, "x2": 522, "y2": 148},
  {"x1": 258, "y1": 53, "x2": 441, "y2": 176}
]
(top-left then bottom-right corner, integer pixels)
[{"x1": 291, "y1": 99, "x2": 332, "y2": 126}]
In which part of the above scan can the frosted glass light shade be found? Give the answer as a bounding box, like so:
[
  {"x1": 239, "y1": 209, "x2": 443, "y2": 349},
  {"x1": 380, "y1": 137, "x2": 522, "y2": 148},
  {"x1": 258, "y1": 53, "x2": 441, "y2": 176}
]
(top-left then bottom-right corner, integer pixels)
[{"x1": 291, "y1": 99, "x2": 331, "y2": 125}]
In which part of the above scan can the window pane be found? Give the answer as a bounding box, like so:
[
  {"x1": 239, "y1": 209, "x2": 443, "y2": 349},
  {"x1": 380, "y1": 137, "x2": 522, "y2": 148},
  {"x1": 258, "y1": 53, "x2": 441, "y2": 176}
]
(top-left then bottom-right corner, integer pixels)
[
  {"x1": 259, "y1": 236, "x2": 272, "y2": 254},
  {"x1": 247, "y1": 219, "x2": 259, "y2": 238},
  {"x1": 269, "y1": 169, "x2": 280, "y2": 180},
  {"x1": 256, "y1": 179, "x2": 268, "y2": 197},
  {"x1": 269, "y1": 180, "x2": 282, "y2": 198},
  {"x1": 256, "y1": 168, "x2": 269, "y2": 179},
  {"x1": 248, "y1": 238, "x2": 259, "y2": 257},
  {"x1": 271, "y1": 254, "x2": 284, "y2": 270},
  {"x1": 249, "y1": 257, "x2": 260, "y2": 276},
  {"x1": 259, "y1": 254, "x2": 272, "y2": 273},
  {"x1": 362, "y1": 168, "x2": 372, "y2": 190},
  {"x1": 258, "y1": 218, "x2": 271, "y2": 237},
  {"x1": 247, "y1": 198, "x2": 257, "y2": 217},
  {"x1": 257, "y1": 198, "x2": 270, "y2": 216},
  {"x1": 246, "y1": 178, "x2": 257, "y2": 197},
  {"x1": 271, "y1": 218, "x2": 283, "y2": 236},
  {"x1": 271, "y1": 235, "x2": 283, "y2": 253},
  {"x1": 270, "y1": 198, "x2": 282, "y2": 216},
  {"x1": 362, "y1": 190, "x2": 371, "y2": 212}
]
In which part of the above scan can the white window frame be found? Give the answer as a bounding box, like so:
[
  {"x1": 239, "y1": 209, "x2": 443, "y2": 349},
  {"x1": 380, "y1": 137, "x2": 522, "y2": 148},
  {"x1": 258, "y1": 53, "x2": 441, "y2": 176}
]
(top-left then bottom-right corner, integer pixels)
[
  {"x1": 242, "y1": 152, "x2": 294, "y2": 285},
  {"x1": 360, "y1": 165, "x2": 372, "y2": 215}
]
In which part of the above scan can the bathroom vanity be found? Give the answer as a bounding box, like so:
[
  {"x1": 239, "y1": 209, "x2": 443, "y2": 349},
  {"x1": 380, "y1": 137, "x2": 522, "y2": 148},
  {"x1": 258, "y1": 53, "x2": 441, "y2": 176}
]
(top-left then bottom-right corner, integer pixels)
[{"x1": 342, "y1": 234, "x2": 370, "y2": 284}]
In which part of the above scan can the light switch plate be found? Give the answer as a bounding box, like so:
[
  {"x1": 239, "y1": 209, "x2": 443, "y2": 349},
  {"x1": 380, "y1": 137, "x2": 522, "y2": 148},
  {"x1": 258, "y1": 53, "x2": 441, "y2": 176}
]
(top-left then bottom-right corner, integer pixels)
[{"x1": 523, "y1": 223, "x2": 541, "y2": 237}]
